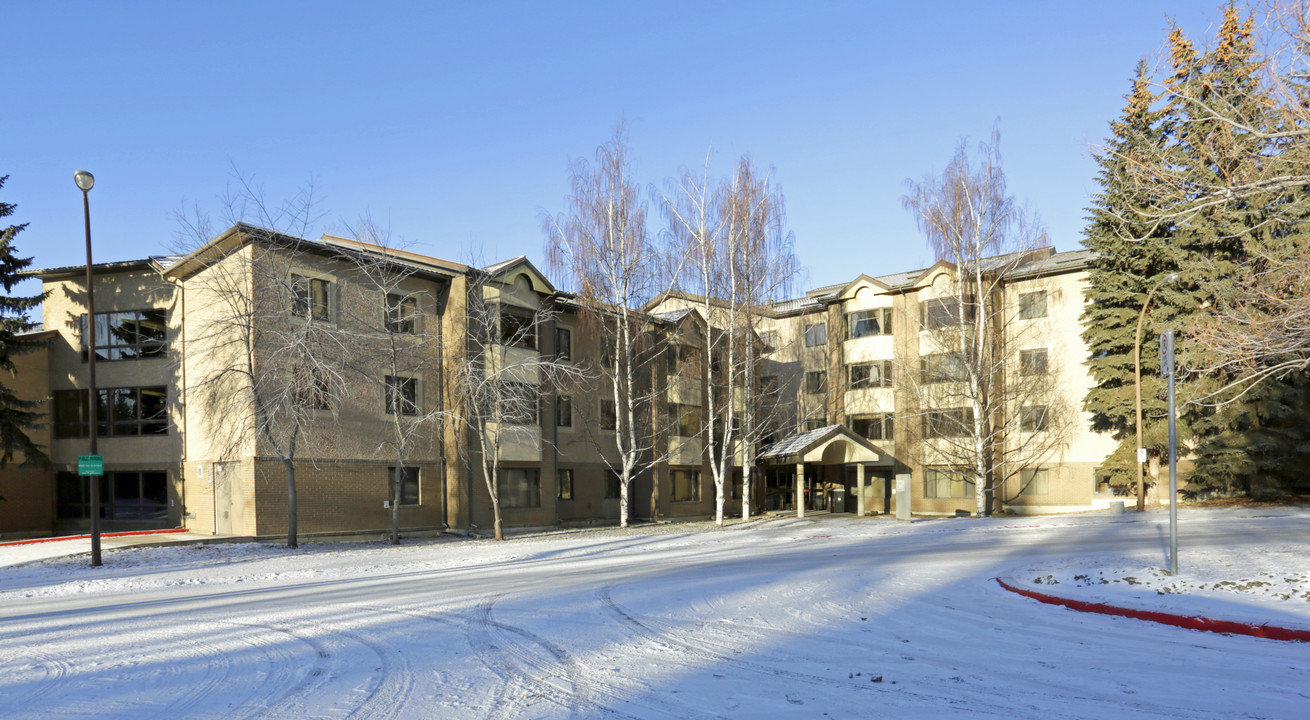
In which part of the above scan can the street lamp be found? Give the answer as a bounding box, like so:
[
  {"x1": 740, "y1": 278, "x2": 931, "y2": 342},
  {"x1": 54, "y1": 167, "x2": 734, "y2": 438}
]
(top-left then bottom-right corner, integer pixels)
[
  {"x1": 1133, "y1": 271, "x2": 1179, "y2": 512},
  {"x1": 75, "y1": 170, "x2": 101, "y2": 567}
]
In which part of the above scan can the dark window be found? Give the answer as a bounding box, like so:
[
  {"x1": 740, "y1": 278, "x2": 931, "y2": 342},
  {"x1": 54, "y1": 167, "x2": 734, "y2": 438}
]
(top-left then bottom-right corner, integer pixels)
[
  {"x1": 53, "y1": 389, "x2": 89, "y2": 438},
  {"x1": 600, "y1": 399, "x2": 616, "y2": 430},
  {"x1": 606, "y1": 470, "x2": 622, "y2": 499},
  {"x1": 53, "y1": 387, "x2": 168, "y2": 438},
  {"x1": 757, "y1": 375, "x2": 779, "y2": 395},
  {"x1": 805, "y1": 371, "x2": 827, "y2": 394},
  {"x1": 500, "y1": 468, "x2": 541, "y2": 508},
  {"x1": 291, "y1": 275, "x2": 333, "y2": 321},
  {"x1": 385, "y1": 376, "x2": 418, "y2": 415},
  {"x1": 672, "y1": 469, "x2": 701, "y2": 502},
  {"x1": 1020, "y1": 468, "x2": 1049, "y2": 495},
  {"x1": 57, "y1": 470, "x2": 169, "y2": 520},
  {"x1": 923, "y1": 408, "x2": 973, "y2": 439},
  {"x1": 848, "y1": 413, "x2": 894, "y2": 441},
  {"x1": 804, "y1": 322, "x2": 826, "y2": 347},
  {"x1": 849, "y1": 360, "x2": 892, "y2": 388},
  {"x1": 387, "y1": 466, "x2": 420, "y2": 505},
  {"x1": 499, "y1": 306, "x2": 537, "y2": 349},
  {"x1": 501, "y1": 382, "x2": 539, "y2": 425},
  {"x1": 294, "y1": 366, "x2": 332, "y2": 410},
  {"x1": 923, "y1": 353, "x2": 966, "y2": 384},
  {"x1": 847, "y1": 308, "x2": 892, "y2": 339},
  {"x1": 81, "y1": 309, "x2": 167, "y2": 361},
  {"x1": 555, "y1": 327, "x2": 572, "y2": 362},
  {"x1": 1020, "y1": 348, "x2": 1049, "y2": 376},
  {"x1": 385, "y1": 293, "x2": 418, "y2": 334},
  {"x1": 1019, "y1": 291, "x2": 1048, "y2": 320},
  {"x1": 556, "y1": 395, "x2": 573, "y2": 427},
  {"x1": 668, "y1": 403, "x2": 702, "y2": 437},
  {"x1": 924, "y1": 468, "x2": 974, "y2": 499},
  {"x1": 557, "y1": 468, "x2": 574, "y2": 500},
  {"x1": 923, "y1": 297, "x2": 971, "y2": 329},
  {"x1": 1021, "y1": 406, "x2": 1049, "y2": 433},
  {"x1": 669, "y1": 344, "x2": 702, "y2": 379}
]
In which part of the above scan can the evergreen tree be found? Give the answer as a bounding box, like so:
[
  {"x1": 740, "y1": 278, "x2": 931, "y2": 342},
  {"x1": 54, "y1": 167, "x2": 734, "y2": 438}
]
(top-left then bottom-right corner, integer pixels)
[
  {"x1": 1081, "y1": 61, "x2": 1184, "y2": 495},
  {"x1": 0, "y1": 175, "x2": 48, "y2": 468}
]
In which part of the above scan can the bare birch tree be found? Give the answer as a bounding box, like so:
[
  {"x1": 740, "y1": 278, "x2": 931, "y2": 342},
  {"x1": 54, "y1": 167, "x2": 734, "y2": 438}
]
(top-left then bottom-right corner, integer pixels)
[
  {"x1": 901, "y1": 132, "x2": 1076, "y2": 516},
  {"x1": 545, "y1": 124, "x2": 670, "y2": 528}
]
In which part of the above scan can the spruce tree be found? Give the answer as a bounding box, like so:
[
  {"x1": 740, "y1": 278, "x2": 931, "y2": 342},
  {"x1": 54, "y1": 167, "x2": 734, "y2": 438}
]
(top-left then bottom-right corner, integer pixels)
[{"x1": 0, "y1": 175, "x2": 48, "y2": 468}]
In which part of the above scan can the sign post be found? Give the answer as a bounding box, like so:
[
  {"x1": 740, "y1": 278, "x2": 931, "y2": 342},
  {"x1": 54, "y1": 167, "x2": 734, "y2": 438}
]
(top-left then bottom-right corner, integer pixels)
[{"x1": 1161, "y1": 330, "x2": 1178, "y2": 576}]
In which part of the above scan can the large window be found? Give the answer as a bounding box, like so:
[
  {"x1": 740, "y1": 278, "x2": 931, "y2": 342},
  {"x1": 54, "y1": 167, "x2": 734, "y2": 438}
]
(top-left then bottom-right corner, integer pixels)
[
  {"x1": 293, "y1": 366, "x2": 332, "y2": 410},
  {"x1": 924, "y1": 468, "x2": 974, "y2": 499},
  {"x1": 923, "y1": 408, "x2": 973, "y2": 439},
  {"x1": 1020, "y1": 348, "x2": 1049, "y2": 376},
  {"x1": 1019, "y1": 291, "x2": 1048, "y2": 320},
  {"x1": 1020, "y1": 406, "x2": 1049, "y2": 433},
  {"x1": 81, "y1": 310, "x2": 167, "y2": 361},
  {"x1": 600, "y1": 399, "x2": 616, "y2": 430},
  {"x1": 57, "y1": 470, "x2": 168, "y2": 520},
  {"x1": 847, "y1": 308, "x2": 892, "y2": 339},
  {"x1": 848, "y1": 413, "x2": 894, "y2": 441},
  {"x1": 385, "y1": 293, "x2": 418, "y2": 334},
  {"x1": 499, "y1": 306, "x2": 537, "y2": 349},
  {"x1": 923, "y1": 352, "x2": 966, "y2": 384},
  {"x1": 555, "y1": 327, "x2": 572, "y2": 362},
  {"x1": 501, "y1": 382, "x2": 539, "y2": 425},
  {"x1": 606, "y1": 470, "x2": 622, "y2": 498},
  {"x1": 1020, "y1": 468, "x2": 1049, "y2": 495},
  {"x1": 672, "y1": 468, "x2": 701, "y2": 502},
  {"x1": 668, "y1": 344, "x2": 702, "y2": 379},
  {"x1": 556, "y1": 395, "x2": 573, "y2": 427},
  {"x1": 53, "y1": 387, "x2": 168, "y2": 438},
  {"x1": 922, "y1": 297, "x2": 974, "y2": 329},
  {"x1": 500, "y1": 468, "x2": 541, "y2": 508},
  {"x1": 557, "y1": 468, "x2": 574, "y2": 500},
  {"x1": 849, "y1": 360, "x2": 892, "y2": 389},
  {"x1": 291, "y1": 275, "x2": 333, "y2": 321},
  {"x1": 386, "y1": 466, "x2": 420, "y2": 505},
  {"x1": 805, "y1": 370, "x2": 827, "y2": 394},
  {"x1": 804, "y1": 322, "x2": 826, "y2": 347},
  {"x1": 385, "y1": 376, "x2": 418, "y2": 415},
  {"x1": 668, "y1": 403, "x2": 702, "y2": 437}
]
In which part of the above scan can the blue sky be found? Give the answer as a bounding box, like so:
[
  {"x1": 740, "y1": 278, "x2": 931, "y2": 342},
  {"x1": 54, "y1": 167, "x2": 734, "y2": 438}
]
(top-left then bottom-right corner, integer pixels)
[{"x1": 6, "y1": 1, "x2": 1225, "y2": 297}]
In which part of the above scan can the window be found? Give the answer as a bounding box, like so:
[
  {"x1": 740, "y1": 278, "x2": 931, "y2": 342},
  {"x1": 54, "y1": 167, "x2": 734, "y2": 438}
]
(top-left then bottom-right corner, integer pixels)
[
  {"x1": 1021, "y1": 406, "x2": 1049, "y2": 433},
  {"x1": 606, "y1": 470, "x2": 622, "y2": 499},
  {"x1": 922, "y1": 298, "x2": 963, "y2": 329},
  {"x1": 385, "y1": 293, "x2": 418, "y2": 334},
  {"x1": 668, "y1": 344, "x2": 702, "y2": 379},
  {"x1": 1020, "y1": 348, "x2": 1049, "y2": 376},
  {"x1": 291, "y1": 275, "x2": 333, "y2": 321},
  {"x1": 848, "y1": 413, "x2": 894, "y2": 441},
  {"x1": 499, "y1": 306, "x2": 537, "y2": 349},
  {"x1": 847, "y1": 308, "x2": 892, "y2": 339},
  {"x1": 600, "y1": 399, "x2": 616, "y2": 430},
  {"x1": 849, "y1": 360, "x2": 892, "y2": 388},
  {"x1": 556, "y1": 396, "x2": 573, "y2": 427},
  {"x1": 1020, "y1": 468, "x2": 1049, "y2": 495},
  {"x1": 668, "y1": 403, "x2": 702, "y2": 437},
  {"x1": 294, "y1": 366, "x2": 332, "y2": 410},
  {"x1": 672, "y1": 468, "x2": 701, "y2": 502},
  {"x1": 387, "y1": 466, "x2": 420, "y2": 505},
  {"x1": 500, "y1": 468, "x2": 541, "y2": 508},
  {"x1": 1019, "y1": 291, "x2": 1048, "y2": 320},
  {"x1": 57, "y1": 470, "x2": 168, "y2": 520},
  {"x1": 804, "y1": 322, "x2": 827, "y2": 347},
  {"x1": 501, "y1": 382, "x2": 539, "y2": 425},
  {"x1": 923, "y1": 353, "x2": 966, "y2": 384},
  {"x1": 923, "y1": 408, "x2": 973, "y2": 439},
  {"x1": 53, "y1": 387, "x2": 168, "y2": 438},
  {"x1": 557, "y1": 468, "x2": 574, "y2": 500},
  {"x1": 924, "y1": 468, "x2": 974, "y2": 499},
  {"x1": 805, "y1": 371, "x2": 827, "y2": 394},
  {"x1": 760, "y1": 330, "x2": 779, "y2": 353},
  {"x1": 757, "y1": 375, "x2": 779, "y2": 395},
  {"x1": 555, "y1": 327, "x2": 572, "y2": 362},
  {"x1": 80, "y1": 310, "x2": 167, "y2": 361},
  {"x1": 385, "y1": 376, "x2": 418, "y2": 415}
]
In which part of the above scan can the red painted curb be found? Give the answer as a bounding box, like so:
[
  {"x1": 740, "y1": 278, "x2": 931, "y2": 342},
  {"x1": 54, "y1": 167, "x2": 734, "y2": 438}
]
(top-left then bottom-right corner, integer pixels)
[
  {"x1": 996, "y1": 577, "x2": 1310, "y2": 643},
  {"x1": 0, "y1": 528, "x2": 188, "y2": 548}
]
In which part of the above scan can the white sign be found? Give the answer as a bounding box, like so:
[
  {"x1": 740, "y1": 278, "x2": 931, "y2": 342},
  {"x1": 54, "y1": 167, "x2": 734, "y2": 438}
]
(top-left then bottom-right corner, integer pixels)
[
  {"x1": 197, "y1": 464, "x2": 205, "y2": 478},
  {"x1": 1137, "y1": 448, "x2": 1147, "y2": 463}
]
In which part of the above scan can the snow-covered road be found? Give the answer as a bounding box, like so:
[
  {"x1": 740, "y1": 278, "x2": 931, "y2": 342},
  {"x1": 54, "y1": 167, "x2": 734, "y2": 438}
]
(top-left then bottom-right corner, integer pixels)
[{"x1": 1, "y1": 508, "x2": 1306, "y2": 719}]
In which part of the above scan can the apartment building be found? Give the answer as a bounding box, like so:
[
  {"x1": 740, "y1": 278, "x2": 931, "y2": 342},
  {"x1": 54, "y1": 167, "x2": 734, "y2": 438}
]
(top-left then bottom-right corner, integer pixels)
[{"x1": 4, "y1": 227, "x2": 1115, "y2": 540}]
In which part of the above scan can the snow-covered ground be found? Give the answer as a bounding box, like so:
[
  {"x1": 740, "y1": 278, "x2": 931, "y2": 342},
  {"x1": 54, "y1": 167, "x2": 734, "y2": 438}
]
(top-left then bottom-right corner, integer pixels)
[{"x1": 1, "y1": 507, "x2": 1307, "y2": 719}]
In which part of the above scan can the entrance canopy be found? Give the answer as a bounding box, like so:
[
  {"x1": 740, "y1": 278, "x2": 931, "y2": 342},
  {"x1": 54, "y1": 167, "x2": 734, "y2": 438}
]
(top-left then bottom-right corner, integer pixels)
[{"x1": 758, "y1": 425, "x2": 892, "y2": 467}]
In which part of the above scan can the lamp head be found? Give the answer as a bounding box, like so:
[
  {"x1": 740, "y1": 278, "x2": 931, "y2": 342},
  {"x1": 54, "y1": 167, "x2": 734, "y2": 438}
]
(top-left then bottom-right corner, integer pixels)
[
  {"x1": 1165, "y1": 272, "x2": 1180, "y2": 284},
  {"x1": 74, "y1": 171, "x2": 95, "y2": 191}
]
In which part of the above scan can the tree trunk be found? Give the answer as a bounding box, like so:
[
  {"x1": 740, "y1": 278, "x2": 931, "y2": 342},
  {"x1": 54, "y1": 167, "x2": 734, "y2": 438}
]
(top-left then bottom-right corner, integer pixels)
[
  {"x1": 284, "y1": 458, "x2": 299, "y2": 549},
  {"x1": 391, "y1": 462, "x2": 402, "y2": 545}
]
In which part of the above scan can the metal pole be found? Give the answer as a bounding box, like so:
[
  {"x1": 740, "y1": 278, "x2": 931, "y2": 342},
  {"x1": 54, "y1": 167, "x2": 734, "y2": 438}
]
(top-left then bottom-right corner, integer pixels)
[
  {"x1": 82, "y1": 185, "x2": 101, "y2": 568},
  {"x1": 1163, "y1": 329, "x2": 1178, "y2": 576}
]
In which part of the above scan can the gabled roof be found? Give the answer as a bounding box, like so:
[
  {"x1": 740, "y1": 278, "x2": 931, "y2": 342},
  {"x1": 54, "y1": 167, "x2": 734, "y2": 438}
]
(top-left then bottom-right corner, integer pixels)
[
  {"x1": 27, "y1": 258, "x2": 158, "y2": 280},
  {"x1": 480, "y1": 255, "x2": 565, "y2": 296},
  {"x1": 758, "y1": 424, "x2": 890, "y2": 465},
  {"x1": 319, "y1": 235, "x2": 467, "y2": 277}
]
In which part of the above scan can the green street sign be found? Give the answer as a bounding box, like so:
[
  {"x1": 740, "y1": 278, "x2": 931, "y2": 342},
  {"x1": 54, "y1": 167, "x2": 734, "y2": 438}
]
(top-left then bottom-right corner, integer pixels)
[{"x1": 78, "y1": 454, "x2": 103, "y2": 476}]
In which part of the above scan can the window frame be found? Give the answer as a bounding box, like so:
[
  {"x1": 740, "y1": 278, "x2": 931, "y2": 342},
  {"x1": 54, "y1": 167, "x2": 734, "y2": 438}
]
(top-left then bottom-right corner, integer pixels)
[
  {"x1": 1019, "y1": 291, "x2": 1048, "y2": 320},
  {"x1": 291, "y1": 274, "x2": 334, "y2": 322},
  {"x1": 667, "y1": 402, "x2": 702, "y2": 437},
  {"x1": 556, "y1": 395, "x2": 573, "y2": 427},
  {"x1": 846, "y1": 308, "x2": 892, "y2": 339},
  {"x1": 804, "y1": 322, "x2": 827, "y2": 347},
  {"x1": 923, "y1": 408, "x2": 973, "y2": 439},
  {"x1": 924, "y1": 468, "x2": 975, "y2": 499},
  {"x1": 1020, "y1": 467, "x2": 1049, "y2": 495},
  {"x1": 80, "y1": 309, "x2": 168, "y2": 361},
  {"x1": 1020, "y1": 405, "x2": 1049, "y2": 433},
  {"x1": 557, "y1": 468, "x2": 574, "y2": 501},
  {"x1": 385, "y1": 293, "x2": 419, "y2": 334},
  {"x1": 848, "y1": 413, "x2": 894, "y2": 441},
  {"x1": 498, "y1": 305, "x2": 538, "y2": 349},
  {"x1": 554, "y1": 326, "x2": 572, "y2": 362},
  {"x1": 384, "y1": 375, "x2": 419, "y2": 416},
  {"x1": 500, "y1": 382, "x2": 539, "y2": 425},
  {"x1": 499, "y1": 467, "x2": 541, "y2": 508},
  {"x1": 1020, "y1": 348, "x2": 1049, "y2": 376},
  {"x1": 600, "y1": 399, "x2": 617, "y2": 430},
  {"x1": 386, "y1": 466, "x2": 420, "y2": 505},
  {"x1": 671, "y1": 468, "x2": 701, "y2": 502},
  {"x1": 805, "y1": 370, "x2": 827, "y2": 394},
  {"x1": 849, "y1": 360, "x2": 892, "y2": 389},
  {"x1": 53, "y1": 386, "x2": 168, "y2": 438}
]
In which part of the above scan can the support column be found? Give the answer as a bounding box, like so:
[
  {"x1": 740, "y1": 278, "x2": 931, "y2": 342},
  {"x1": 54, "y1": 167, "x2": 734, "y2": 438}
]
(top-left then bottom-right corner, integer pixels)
[
  {"x1": 795, "y1": 463, "x2": 805, "y2": 518},
  {"x1": 856, "y1": 464, "x2": 866, "y2": 517}
]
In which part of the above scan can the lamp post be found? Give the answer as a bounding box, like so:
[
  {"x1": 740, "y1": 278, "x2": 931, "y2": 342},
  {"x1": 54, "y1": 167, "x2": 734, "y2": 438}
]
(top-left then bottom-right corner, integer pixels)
[
  {"x1": 75, "y1": 170, "x2": 101, "y2": 567},
  {"x1": 1133, "y1": 271, "x2": 1179, "y2": 513}
]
